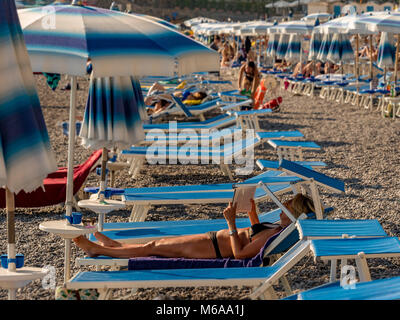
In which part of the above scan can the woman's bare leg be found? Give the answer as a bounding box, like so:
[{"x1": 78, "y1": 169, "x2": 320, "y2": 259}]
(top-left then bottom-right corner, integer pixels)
[
  {"x1": 93, "y1": 232, "x2": 123, "y2": 248},
  {"x1": 73, "y1": 233, "x2": 216, "y2": 259}
]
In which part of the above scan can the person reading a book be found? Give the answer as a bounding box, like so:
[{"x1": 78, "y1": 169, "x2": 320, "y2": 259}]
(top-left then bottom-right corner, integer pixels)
[{"x1": 73, "y1": 193, "x2": 315, "y2": 260}]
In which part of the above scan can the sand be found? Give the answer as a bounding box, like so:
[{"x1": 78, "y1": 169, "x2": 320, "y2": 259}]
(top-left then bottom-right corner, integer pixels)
[{"x1": 0, "y1": 73, "x2": 400, "y2": 300}]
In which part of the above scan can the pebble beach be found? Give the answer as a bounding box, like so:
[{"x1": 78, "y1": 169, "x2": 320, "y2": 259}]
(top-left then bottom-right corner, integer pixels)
[{"x1": 1, "y1": 73, "x2": 400, "y2": 300}]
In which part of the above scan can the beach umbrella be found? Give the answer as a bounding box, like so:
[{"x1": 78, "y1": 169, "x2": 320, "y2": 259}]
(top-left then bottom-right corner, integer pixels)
[
  {"x1": 268, "y1": 20, "x2": 315, "y2": 35},
  {"x1": 308, "y1": 32, "x2": 322, "y2": 60},
  {"x1": 377, "y1": 32, "x2": 396, "y2": 68},
  {"x1": 302, "y1": 13, "x2": 332, "y2": 22},
  {"x1": 285, "y1": 33, "x2": 301, "y2": 62},
  {"x1": 377, "y1": 32, "x2": 396, "y2": 81},
  {"x1": 79, "y1": 75, "x2": 147, "y2": 231},
  {"x1": 135, "y1": 13, "x2": 179, "y2": 31},
  {"x1": 266, "y1": 33, "x2": 279, "y2": 60},
  {"x1": 276, "y1": 34, "x2": 289, "y2": 60},
  {"x1": 327, "y1": 34, "x2": 354, "y2": 64},
  {"x1": 316, "y1": 34, "x2": 332, "y2": 62},
  {"x1": 0, "y1": 0, "x2": 56, "y2": 299},
  {"x1": 18, "y1": 5, "x2": 219, "y2": 78},
  {"x1": 349, "y1": 12, "x2": 400, "y2": 82}
]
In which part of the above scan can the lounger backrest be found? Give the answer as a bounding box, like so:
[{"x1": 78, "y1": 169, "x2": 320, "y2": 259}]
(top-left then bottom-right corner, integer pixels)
[
  {"x1": 279, "y1": 159, "x2": 345, "y2": 193},
  {"x1": 171, "y1": 95, "x2": 194, "y2": 117}
]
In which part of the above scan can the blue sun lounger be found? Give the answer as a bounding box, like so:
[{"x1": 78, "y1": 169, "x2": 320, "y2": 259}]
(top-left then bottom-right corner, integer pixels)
[
  {"x1": 122, "y1": 137, "x2": 262, "y2": 180},
  {"x1": 256, "y1": 159, "x2": 326, "y2": 171},
  {"x1": 284, "y1": 276, "x2": 400, "y2": 300},
  {"x1": 267, "y1": 140, "x2": 321, "y2": 162},
  {"x1": 143, "y1": 114, "x2": 236, "y2": 133},
  {"x1": 69, "y1": 237, "x2": 400, "y2": 300}
]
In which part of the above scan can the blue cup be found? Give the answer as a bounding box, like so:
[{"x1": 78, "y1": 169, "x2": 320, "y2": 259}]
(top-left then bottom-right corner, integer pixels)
[
  {"x1": 72, "y1": 212, "x2": 82, "y2": 225},
  {"x1": 1, "y1": 254, "x2": 24, "y2": 269},
  {"x1": 1, "y1": 254, "x2": 7, "y2": 269}
]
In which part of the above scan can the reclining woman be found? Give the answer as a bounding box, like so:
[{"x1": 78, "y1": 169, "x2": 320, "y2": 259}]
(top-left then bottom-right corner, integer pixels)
[{"x1": 73, "y1": 193, "x2": 316, "y2": 260}]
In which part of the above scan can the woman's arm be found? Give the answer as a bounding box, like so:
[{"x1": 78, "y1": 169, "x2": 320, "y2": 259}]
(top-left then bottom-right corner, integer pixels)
[
  {"x1": 238, "y1": 66, "x2": 244, "y2": 90},
  {"x1": 223, "y1": 202, "x2": 265, "y2": 259}
]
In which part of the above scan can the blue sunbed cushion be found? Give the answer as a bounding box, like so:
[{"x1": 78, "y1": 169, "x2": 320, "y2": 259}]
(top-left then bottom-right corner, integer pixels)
[
  {"x1": 279, "y1": 159, "x2": 345, "y2": 193},
  {"x1": 128, "y1": 226, "x2": 287, "y2": 270}
]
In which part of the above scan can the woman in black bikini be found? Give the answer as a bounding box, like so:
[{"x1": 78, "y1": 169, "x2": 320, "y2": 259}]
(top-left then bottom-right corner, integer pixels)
[
  {"x1": 238, "y1": 61, "x2": 260, "y2": 99},
  {"x1": 73, "y1": 194, "x2": 316, "y2": 260}
]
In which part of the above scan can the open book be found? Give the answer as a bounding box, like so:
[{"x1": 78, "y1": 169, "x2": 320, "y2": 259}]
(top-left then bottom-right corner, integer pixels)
[{"x1": 232, "y1": 186, "x2": 256, "y2": 213}]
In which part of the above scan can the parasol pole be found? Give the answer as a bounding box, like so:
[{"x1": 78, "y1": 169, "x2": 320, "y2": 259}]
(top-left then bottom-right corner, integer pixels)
[
  {"x1": 6, "y1": 188, "x2": 16, "y2": 272},
  {"x1": 394, "y1": 34, "x2": 400, "y2": 83},
  {"x1": 369, "y1": 35, "x2": 373, "y2": 83},
  {"x1": 6, "y1": 188, "x2": 16, "y2": 299},
  {"x1": 98, "y1": 147, "x2": 109, "y2": 231},
  {"x1": 355, "y1": 34, "x2": 360, "y2": 106},
  {"x1": 65, "y1": 75, "x2": 77, "y2": 219}
]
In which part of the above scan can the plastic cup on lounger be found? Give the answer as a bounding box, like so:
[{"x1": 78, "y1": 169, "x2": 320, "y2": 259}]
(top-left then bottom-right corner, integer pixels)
[{"x1": 1, "y1": 253, "x2": 24, "y2": 269}]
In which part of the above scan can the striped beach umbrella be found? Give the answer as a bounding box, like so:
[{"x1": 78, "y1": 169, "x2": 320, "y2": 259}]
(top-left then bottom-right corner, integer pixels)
[
  {"x1": 377, "y1": 32, "x2": 396, "y2": 68},
  {"x1": 0, "y1": 0, "x2": 56, "y2": 298},
  {"x1": 317, "y1": 33, "x2": 332, "y2": 62},
  {"x1": 327, "y1": 34, "x2": 354, "y2": 64},
  {"x1": 79, "y1": 76, "x2": 146, "y2": 150},
  {"x1": 276, "y1": 34, "x2": 289, "y2": 59},
  {"x1": 268, "y1": 20, "x2": 315, "y2": 35},
  {"x1": 266, "y1": 33, "x2": 279, "y2": 59},
  {"x1": 79, "y1": 75, "x2": 147, "y2": 216},
  {"x1": 18, "y1": 4, "x2": 219, "y2": 78},
  {"x1": 308, "y1": 32, "x2": 322, "y2": 60},
  {"x1": 285, "y1": 33, "x2": 301, "y2": 62}
]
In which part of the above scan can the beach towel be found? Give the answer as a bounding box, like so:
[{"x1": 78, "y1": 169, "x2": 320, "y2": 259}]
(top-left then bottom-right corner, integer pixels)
[
  {"x1": 43, "y1": 73, "x2": 61, "y2": 91},
  {"x1": 128, "y1": 226, "x2": 288, "y2": 270}
]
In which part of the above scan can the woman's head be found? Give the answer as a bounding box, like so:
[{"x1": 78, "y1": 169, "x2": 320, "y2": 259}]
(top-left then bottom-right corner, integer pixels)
[
  {"x1": 187, "y1": 91, "x2": 207, "y2": 100},
  {"x1": 280, "y1": 193, "x2": 316, "y2": 226},
  {"x1": 245, "y1": 61, "x2": 256, "y2": 74}
]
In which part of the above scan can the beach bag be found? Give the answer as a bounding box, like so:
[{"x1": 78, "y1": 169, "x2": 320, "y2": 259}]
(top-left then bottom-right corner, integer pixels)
[
  {"x1": 253, "y1": 79, "x2": 267, "y2": 109},
  {"x1": 55, "y1": 286, "x2": 99, "y2": 300}
]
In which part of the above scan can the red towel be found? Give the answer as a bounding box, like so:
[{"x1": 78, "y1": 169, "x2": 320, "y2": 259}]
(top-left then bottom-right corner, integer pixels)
[{"x1": 0, "y1": 149, "x2": 102, "y2": 208}]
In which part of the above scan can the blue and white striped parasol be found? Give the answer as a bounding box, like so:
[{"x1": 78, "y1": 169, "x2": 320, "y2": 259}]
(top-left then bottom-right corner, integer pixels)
[
  {"x1": 79, "y1": 76, "x2": 146, "y2": 150},
  {"x1": 276, "y1": 34, "x2": 289, "y2": 59},
  {"x1": 285, "y1": 33, "x2": 301, "y2": 62},
  {"x1": 308, "y1": 32, "x2": 322, "y2": 60},
  {"x1": 317, "y1": 33, "x2": 332, "y2": 62},
  {"x1": 327, "y1": 34, "x2": 354, "y2": 64},
  {"x1": 268, "y1": 20, "x2": 315, "y2": 35},
  {"x1": 266, "y1": 33, "x2": 279, "y2": 58},
  {"x1": 377, "y1": 32, "x2": 396, "y2": 68},
  {"x1": 0, "y1": 0, "x2": 56, "y2": 288},
  {"x1": 18, "y1": 4, "x2": 219, "y2": 77}
]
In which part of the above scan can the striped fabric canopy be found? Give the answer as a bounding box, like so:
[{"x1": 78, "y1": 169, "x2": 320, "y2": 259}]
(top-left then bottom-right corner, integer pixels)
[
  {"x1": 0, "y1": 0, "x2": 56, "y2": 194},
  {"x1": 268, "y1": 20, "x2": 315, "y2": 34},
  {"x1": 308, "y1": 32, "x2": 322, "y2": 60},
  {"x1": 377, "y1": 32, "x2": 396, "y2": 68},
  {"x1": 18, "y1": 4, "x2": 219, "y2": 77},
  {"x1": 266, "y1": 33, "x2": 279, "y2": 58},
  {"x1": 350, "y1": 11, "x2": 400, "y2": 33},
  {"x1": 327, "y1": 34, "x2": 354, "y2": 64},
  {"x1": 285, "y1": 33, "x2": 301, "y2": 62},
  {"x1": 276, "y1": 34, "x2": 289, "y2": 59},
  {"x1": 315, "y1": 14, "x2": 376, "y2": 35},
  {"x1": 79, "y1": 75, "x2": 146, "y2": 150},
  {"x1": 317, "y1": 34, "x2": 332, "y2": 62}
]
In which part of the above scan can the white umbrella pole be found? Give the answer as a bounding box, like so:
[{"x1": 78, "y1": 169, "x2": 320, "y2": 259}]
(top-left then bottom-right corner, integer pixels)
[
  {"x1": 64, "y1": 75, "x2": 77, "y2": 284},
  {"x1": 394, "y1": 35, "x2": 400, "y2": 84},
  {"x1": 99, "y1": 147, "x2": 108, "y2": 203},
  {"x1": 65, "y1": 76, "x2": 77, "y2": 218},
  {"x1": 6, "y1": 188, "x2": 16, "y2": 274},
  {"x1": 369, "y1": 35, "x2": 373, "y2": 82}
]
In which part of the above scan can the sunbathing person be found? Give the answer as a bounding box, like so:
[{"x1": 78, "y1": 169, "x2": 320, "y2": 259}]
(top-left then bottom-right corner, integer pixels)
[
  {"x1": 73, "y1": 193, "x2": 316, "y2": 259},
  {"x1": 146, "y1": 98, "x2": 172, "y2": 115},
  {"x1": 238, "y1": 61, "x2": 260, "y2": 99}
]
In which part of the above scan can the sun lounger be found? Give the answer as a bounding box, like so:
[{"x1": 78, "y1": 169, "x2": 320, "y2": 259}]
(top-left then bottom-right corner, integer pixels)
[
  {"x1": 256, "y1": 159, "x2": 326, "y2": 170},
  {"x1": 67, "y1": 239, "x2": 312, "y2": 300},
  {"x1": 122, "y1": 136, "x2": 262, "y2": 180},
  {"x1": 142, "y1": 114, "x2": 236, "y2": 133},
  {"x1": 284, "y1": 276, "x2": 400, "y2": 300},
  {"x1": 68, "y1": 236, "x2": 400, "y2": 300},
  {"x1": 267, "y1": 139, "x2": 321, "y2": 162}
]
